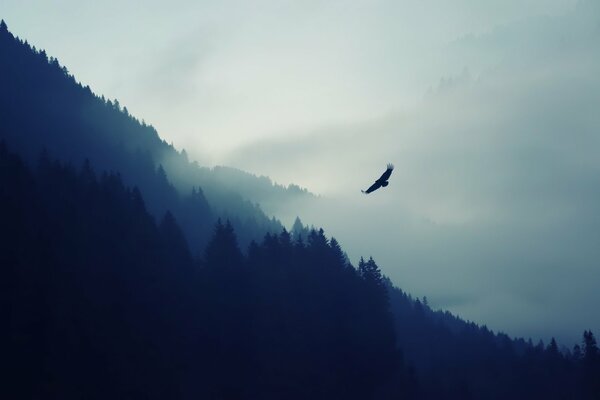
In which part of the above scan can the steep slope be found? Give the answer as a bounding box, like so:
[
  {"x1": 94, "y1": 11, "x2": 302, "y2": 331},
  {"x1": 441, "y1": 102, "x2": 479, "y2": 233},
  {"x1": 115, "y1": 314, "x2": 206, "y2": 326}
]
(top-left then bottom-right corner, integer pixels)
[{"x1": 0, "y1": 20, "x2": 288, "y2": 251}]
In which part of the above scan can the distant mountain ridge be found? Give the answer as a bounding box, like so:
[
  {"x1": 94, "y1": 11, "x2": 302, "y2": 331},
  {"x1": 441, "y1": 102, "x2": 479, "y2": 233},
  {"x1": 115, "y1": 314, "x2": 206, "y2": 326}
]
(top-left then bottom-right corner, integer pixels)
[{"x1": 195, "y1": 164, "x2": 316, "y2": 219}]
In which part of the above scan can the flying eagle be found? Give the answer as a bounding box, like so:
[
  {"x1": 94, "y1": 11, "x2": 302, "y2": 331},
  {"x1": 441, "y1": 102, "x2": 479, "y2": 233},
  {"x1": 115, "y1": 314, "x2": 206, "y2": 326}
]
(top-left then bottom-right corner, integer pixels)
[{"x1": 362, "y1": 163, "x2": 394, "y2": 194}]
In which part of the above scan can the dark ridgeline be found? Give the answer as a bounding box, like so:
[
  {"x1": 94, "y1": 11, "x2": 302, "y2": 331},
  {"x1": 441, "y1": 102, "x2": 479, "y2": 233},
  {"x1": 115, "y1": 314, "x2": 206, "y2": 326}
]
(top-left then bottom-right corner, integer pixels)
[{"x1": 2, "y1": 20, "x2": 600, "y2": 400}]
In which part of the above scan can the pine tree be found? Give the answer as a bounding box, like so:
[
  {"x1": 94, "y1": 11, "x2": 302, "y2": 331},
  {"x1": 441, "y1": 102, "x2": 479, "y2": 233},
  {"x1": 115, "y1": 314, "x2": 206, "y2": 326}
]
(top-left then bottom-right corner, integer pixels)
[
  {"x1": 582, "y1": 330, "x2": 600, "y2": 398},
  {"x1": 291, "y1": 216, "x2": 308, "y2": 241},
  {"x1": 547, "y1": 337, "x2": 559, "y2": 357},
  {"x1": 583, "y1": 330, "x2": 599, "y2": 361},
  {"x1": 329, "y1": 237, "x2": 348, "y2": 270},
  {"x1": 159, "y1": 211, "x2": 192, "y2": 269},
  {"x1": 359, "y1": 256, "x2": 385, "y2": 292},
  {"x1": 204, "y1": 219, "x2": 243, "y2": 270}
]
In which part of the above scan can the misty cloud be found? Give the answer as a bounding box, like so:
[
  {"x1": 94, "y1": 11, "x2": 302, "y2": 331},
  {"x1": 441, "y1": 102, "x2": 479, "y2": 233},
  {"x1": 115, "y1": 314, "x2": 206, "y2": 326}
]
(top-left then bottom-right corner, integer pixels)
[{"x1": 224, "y1": 2, "x2": 600, "y2": 344}]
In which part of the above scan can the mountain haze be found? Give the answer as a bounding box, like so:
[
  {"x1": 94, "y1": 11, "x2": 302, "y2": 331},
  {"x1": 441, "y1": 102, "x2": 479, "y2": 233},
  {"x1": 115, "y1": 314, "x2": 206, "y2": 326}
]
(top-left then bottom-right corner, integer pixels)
[
  {"x1": 2, "y1": 20, "x2": 600, "y2": 399},
  {"x1": 0, "y1": 19, "x2": 305, "y2": 251}
]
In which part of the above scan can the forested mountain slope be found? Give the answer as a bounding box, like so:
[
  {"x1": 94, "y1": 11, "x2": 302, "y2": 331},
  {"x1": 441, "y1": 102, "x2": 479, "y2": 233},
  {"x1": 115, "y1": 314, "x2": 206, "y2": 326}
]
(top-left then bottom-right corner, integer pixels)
[
  {"x1": 0, "y1": 20, "x2": 300, "y2": 251},
  {"x1": 3, "y1": 143, "x2": 599, "y2": 399}
]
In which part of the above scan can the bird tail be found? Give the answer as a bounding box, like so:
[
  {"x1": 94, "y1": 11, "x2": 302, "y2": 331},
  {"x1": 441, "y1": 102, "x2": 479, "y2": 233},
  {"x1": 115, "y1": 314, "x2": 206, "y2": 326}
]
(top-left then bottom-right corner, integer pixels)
[{"x1": 387, "y1": 163, "x2": 394, "y2": 170}]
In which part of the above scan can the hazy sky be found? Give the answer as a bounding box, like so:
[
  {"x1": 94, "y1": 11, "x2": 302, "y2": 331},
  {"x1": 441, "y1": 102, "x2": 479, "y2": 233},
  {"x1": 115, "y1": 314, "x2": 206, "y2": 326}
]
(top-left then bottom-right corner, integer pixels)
[
  {"x1": 1, "y1": 0, "x2": 579, "y2": 162},
  {"x1": 3, "y1": 0, "x2": 599, "y2": 345}
]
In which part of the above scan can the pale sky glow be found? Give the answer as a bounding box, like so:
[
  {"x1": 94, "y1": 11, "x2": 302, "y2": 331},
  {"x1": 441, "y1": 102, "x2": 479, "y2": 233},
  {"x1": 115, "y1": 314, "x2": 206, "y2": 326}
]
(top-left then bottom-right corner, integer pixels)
[
  {"x1": 1, "y1": 0, "x2": 579, "y2": 161},
  {"x1": 2, "y1": 0, "x2": 599, "y2": 345}
]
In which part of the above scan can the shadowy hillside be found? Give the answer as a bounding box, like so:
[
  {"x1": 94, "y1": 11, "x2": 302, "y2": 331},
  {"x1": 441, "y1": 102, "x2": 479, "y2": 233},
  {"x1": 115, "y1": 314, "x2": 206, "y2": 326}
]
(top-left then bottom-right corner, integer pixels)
[
  {"x1": 0, "y1": 20, "x2": 292, "y2": 252},
  {"x1": 0, "y1": 144, "x2": 407, "y2": 399},
  {"x1": 3, "y1": 144, "x2": 599, "y2": 399}
]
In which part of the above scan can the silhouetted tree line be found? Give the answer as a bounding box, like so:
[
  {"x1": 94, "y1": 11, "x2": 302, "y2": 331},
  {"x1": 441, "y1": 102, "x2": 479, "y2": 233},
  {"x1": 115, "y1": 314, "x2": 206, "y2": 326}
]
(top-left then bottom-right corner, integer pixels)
[
  {"x1": 387, "y1": 284, "x2": 600, "y2": 399},
  {"x1": 0, "y1": 144, "x2": 406, "y2": 399},
  {"x1": 2, "y1": 143, "x2": 600, "y2": 399}
]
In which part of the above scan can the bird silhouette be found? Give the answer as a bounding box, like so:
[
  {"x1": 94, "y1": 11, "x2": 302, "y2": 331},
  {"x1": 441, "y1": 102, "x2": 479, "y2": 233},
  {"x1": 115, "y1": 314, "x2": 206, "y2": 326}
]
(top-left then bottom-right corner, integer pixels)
[{"x1": 362, "y1": 164, "x2": 394, "y2": 194}]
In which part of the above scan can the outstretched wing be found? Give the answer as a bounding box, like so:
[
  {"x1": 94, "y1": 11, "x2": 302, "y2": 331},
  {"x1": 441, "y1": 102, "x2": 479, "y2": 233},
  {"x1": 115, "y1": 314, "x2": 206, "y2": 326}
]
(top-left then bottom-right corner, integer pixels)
[
  {"x1": 377, "y1": 163, "x2": 394, "y2": 182},
  {"x1": 362, "y1": 181, "x2": 382, "y2": 194}
]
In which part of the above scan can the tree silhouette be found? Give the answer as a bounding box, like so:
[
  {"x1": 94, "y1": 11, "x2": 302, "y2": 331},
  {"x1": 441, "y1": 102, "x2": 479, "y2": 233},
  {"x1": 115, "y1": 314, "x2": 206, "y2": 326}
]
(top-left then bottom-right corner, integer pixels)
[{"x1": 582, "y1": 330, "x2": 600, "y2": 398}]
